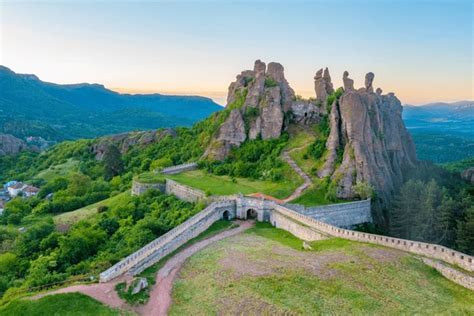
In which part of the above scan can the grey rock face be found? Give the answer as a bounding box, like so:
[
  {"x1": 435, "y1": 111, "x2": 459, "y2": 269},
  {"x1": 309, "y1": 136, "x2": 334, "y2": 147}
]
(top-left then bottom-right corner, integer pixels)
[
  {"x1": 461, "y1": 168, "x2": 474, "y2": 184},
  {"x1": 329, "y1": 83, "x2": 417, "y2": 203},
  {"x1": 260, "y1": 86, "x2": 284, "y2": 139},
  {"x1": 365, "y1": 72, "x2": 375, "y2": 93},
  {"x1": 204, "y1": 109, "x2": 246, "y2": 160},
  {"x1": 290, "y1": 100, "x2": 321, "y2": 125},
  {"x1": 343, "y1": 71, "x2": 354, "y2": 91},
  {"x1": 0, "y1": 134, "x2": 28, "y2": 156},
  {"x1": 206, "y1": 60, "x2": 296, "y2": 159},
  {"x1": 318, "y1": 100, "x2": 341, "y2": 178},
  {"x1": 131, "y1": 277, "x2": 148, "y2": 295},
  {"x1": 314, "y1": 68, "x2": 335, "y2": 101},
  {"x1": 92, "y1": 129, "x2": 176, "y2": 160}
]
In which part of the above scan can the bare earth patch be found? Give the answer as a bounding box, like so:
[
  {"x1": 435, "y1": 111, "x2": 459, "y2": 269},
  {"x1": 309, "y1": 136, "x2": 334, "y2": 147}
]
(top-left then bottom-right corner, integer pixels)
[{"x1": 218, "y1": 234, "x2": 354, "y2": 280}]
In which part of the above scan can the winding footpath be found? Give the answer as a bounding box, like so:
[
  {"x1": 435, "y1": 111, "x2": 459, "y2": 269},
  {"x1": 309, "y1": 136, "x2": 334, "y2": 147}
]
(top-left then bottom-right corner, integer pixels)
[
  {"x1": 135, "y1": 220, "x2": 254, "y2": 316},
  {"x1": 30, "y1": 220, "x2": 254, "y2": 315},
  {"x1": 281, "y1": 148, "x2": 313, "y2": 203}
]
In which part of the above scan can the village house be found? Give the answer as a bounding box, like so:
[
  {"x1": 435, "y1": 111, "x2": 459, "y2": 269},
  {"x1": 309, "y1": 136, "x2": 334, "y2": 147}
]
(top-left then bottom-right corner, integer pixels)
[
  {"x1": 7, "y1": 182, "x2": 26, "y2": 197},
  {"x1": 5, "y1": 182, "x2": 39, "y2": 198},
  {"x1": 23, "y1": 185, "x2": 40, "y2": 198}
]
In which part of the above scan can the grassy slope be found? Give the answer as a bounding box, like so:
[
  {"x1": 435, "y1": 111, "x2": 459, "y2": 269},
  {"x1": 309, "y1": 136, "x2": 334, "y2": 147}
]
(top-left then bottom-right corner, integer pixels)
[
  {"x1": 0, "y1": 293, "x2": 125, "y2": 316},
  {"x1": 137, "y1": 169, "x2": 300, "y2": 199},
  {"x1": 170, "y1": 222, "x2": 474, "y2": 315},
  {"x1": 285, "y1": 126, "x2": 342, "y2": 206},
  {"x1": 53, "y1": 191, "x2": 131, "y2": 226},
  {"x1": 34, "y1": 158, "x2": 80, "y2": 182}
]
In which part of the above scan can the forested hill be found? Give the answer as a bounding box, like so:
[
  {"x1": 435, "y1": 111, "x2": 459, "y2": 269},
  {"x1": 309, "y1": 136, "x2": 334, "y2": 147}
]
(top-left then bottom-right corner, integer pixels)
[
  {"x1": 0, "y1": 66, "x2": 222, "y2": 141},
  {"x1": 403, "y1": 101, "x2": 474, "y2": 163}
]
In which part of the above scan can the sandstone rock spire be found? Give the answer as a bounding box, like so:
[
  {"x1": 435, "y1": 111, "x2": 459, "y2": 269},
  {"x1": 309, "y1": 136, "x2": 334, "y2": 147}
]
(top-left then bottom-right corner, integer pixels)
[
  {"x1": 365, "y1": 72, "x2": 375, "y2": 93},
  {"x1": 314, "y1": 68, "x2": 334, "y2": 101},
  {"x1": 343, "y1": 71, "x2": 354, "y2": 91}
]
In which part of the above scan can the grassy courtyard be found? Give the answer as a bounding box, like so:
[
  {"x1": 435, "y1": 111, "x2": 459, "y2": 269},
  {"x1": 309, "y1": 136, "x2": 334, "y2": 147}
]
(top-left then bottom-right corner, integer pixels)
[
  {"x1": 136, "y1": 169, "x2": 301, "y2": 199},
  {"x1": 169, "y1": 223, "x2": 474, "y2": 315}
]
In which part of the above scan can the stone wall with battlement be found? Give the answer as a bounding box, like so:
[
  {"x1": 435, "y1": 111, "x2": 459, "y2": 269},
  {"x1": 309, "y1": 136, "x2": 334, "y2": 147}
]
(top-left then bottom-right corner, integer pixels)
[
  {"x1": 99, "y1": 200, "x2": 236, "y2": 282},
  {"x1": 100, "y1": 195, "x2": 473, "y2": 286},
  {"x1": 161, "y1": 162, "x2": 198, "y2": 175},
  {"x1": 273, "y1": 204, "x2": 473, "y2": 272},
  {"x1": 285, "y1": 199, "x2": 371, "y2": 227}
]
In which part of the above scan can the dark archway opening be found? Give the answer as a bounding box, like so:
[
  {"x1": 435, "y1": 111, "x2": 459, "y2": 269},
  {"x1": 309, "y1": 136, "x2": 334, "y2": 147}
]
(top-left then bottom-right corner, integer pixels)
[
  {"x1": 247, "y1": 208, "x2": 258, "y2": 219},
  {"x1": 222, "y1": 210, "x2": 231, "y2": 221}
]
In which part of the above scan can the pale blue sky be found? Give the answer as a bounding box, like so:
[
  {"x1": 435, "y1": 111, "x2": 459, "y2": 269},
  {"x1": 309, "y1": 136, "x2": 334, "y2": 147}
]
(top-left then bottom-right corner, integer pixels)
[{"x1": 1, "y1": 0, "x2": 472, "y2": 104}]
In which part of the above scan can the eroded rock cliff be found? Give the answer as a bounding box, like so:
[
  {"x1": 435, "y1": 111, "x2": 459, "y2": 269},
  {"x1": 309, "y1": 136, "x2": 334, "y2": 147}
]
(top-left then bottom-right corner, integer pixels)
[
  {"x1": 92, "y1": 129, "x2": 176, "y2": 160},
  {"x1": 323, "y1": 72, "x2": 417, "y2": 204},
  {"x1": 0, "y1": 134, "x2": 28, "y2": 155}
]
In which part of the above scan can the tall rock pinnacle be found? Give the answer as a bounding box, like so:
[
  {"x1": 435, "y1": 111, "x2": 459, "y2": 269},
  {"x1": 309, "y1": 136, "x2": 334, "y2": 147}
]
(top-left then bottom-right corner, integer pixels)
[{"x1": 314, "y1": 68, "x2": 334, "y2": 101}]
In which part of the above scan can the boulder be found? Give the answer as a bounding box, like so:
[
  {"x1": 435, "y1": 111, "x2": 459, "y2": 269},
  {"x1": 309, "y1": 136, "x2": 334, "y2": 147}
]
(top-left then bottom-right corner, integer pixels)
[{"x1": 131, "y1": 277, "x2": 148, "y2": 295}]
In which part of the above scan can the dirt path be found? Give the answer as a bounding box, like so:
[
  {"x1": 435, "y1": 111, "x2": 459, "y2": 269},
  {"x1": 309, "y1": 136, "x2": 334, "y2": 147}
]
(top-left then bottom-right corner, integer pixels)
[
  {"x1": 282, "y1": 150, "x2": 312, "y2": 203},
  {"x1": 29, "y1": 276, "x2": 131, "y2": 309},
  {"x1": 135, "y1": 220, "x2": 254, "y2": 316},
  {"x1": 29, "y1": 221, "x2": 253, "y2": 316}
]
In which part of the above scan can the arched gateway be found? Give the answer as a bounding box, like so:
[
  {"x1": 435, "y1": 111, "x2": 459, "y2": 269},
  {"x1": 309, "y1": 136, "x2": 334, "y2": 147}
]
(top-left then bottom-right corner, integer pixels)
[{"x1": 246, "y1": 208, "x2": 258, "y2": 219}]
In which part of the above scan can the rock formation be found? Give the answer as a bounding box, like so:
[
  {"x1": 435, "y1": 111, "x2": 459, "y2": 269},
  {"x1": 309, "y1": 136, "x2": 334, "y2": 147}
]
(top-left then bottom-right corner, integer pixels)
[
  {"x1": 204, "y1": 60, "x2": 296, "y2": 159},
  {"x1": 343, "y1": 71, "x2": 354, "y2": 91},
  {"x1": 461, "y1": 168, "x2": 474, "y2": 184},
  {"x1": 204, "y1": 109, "x2": 246, "y2": 160},
  {"x1": 204, "y1": 60, "x2": 418, "y2": 206},
  {"x1": 325, "y1": 72, "x2": 417, "y2": 204},
  {"x1": 0, "y1": 134, "x2": 28, "y2": 155},
  {"x1": 314, "y1": 68, "x2": 334, "y2": 101},
  {"x1": 92, "y1": 129, "x2": 176, "y2": 160}
]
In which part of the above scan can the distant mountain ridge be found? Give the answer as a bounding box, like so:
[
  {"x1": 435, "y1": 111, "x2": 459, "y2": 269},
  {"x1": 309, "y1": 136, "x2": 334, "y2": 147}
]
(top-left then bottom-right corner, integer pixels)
[
  {"x1": 402, "y1": 101, "x2": 474, "y2": 163},
  {"x1": 0, "y1": 66, "x2": 222, "y2": 141}
]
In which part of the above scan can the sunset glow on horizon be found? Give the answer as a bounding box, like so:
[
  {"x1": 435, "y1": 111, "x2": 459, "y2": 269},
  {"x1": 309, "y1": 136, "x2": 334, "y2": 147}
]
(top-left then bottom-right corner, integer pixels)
[{"x1": 1, "y1": 1, "x2": 472, "y2": 106}]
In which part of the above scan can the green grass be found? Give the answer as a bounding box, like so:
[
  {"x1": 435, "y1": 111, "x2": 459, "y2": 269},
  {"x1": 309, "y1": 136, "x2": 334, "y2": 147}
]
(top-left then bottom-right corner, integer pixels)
[
  {"x1": 170, "y1": 224, "x2": 474, "y2": 315},
  {"x1": 0, "y1": 293, "x2": 126, "y2": 316},
  {"x1": 134, "y1": 172, "x2": 165, "y2": 184},
  {"x1": 53, "y1": 191, "x2": 131, "y2": 227},
  {"x1": 34, "y1": 159, "x2": 80, "y2": 182},
  {"x1": 137, "y1": 169, "x2": 300, "y2": 199},
  {"x1": 290, "y1": 179, "x2": 343, "y2": 207}
]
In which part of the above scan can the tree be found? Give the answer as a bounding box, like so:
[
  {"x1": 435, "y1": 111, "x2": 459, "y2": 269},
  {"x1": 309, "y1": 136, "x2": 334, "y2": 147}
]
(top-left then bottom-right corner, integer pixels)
[
  {"x1": 103, "y1": 144, "x2": 124, "y2": 180},
  {"x1": 353, "y1": 181, "x2": 375, "y2": 200},
  {"x1": 456, "y1": 206, "x2": 474, "y2": 255}
]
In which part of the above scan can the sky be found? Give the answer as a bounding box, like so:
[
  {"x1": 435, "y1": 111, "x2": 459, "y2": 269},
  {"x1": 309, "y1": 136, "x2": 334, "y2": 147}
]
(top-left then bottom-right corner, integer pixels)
[{"x1": 0, "y1": 0, "x2": 472, "y2": 105}]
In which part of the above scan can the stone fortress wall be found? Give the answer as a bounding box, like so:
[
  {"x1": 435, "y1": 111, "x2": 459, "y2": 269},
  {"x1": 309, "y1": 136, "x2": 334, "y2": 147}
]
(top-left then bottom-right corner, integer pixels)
[
  {"x1": 165, "y1": 179, "x2": 206, "y2": 203},
  {"x1": 161, "y1": 162, "x2": 198, "y2": 175},
  {"x1": 131, "y1": 181, "x2": 165, "y2": 196},
  {"x1": 103, "y1": 163, "x2": 473, "y2": 290},
  {"x1": 100, "y1": 199, "x2": 236, "y2": 282},
  {"x1": 285, "y1": 199, "x2": 372, "y2": 228}
]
